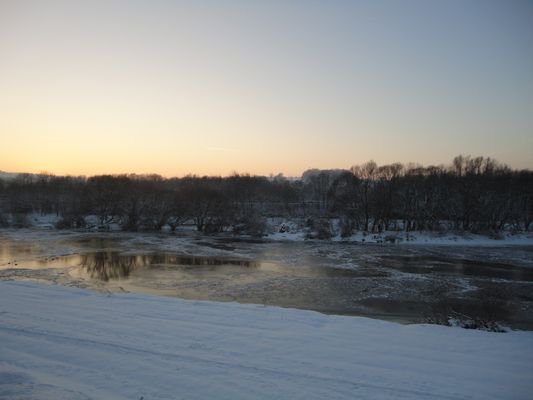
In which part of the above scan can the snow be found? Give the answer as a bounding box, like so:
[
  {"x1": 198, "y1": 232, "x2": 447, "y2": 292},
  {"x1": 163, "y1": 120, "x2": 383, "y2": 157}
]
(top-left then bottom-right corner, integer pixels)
[
  {"x1": 26, "y1": 213, "x2": 61, "y2": 229},
  {"x1": 265, "y1": 220, "x2": 533, "y2": 246},
  {"x1": 0, "y1": 171, "x2": 18, "y2": 181},
  {"x1": 337, "y1": 231, "x2": 533, "y2": 246},
  {"x1": 1, "y1": 281, "x2": 532, "y2": 400},
  {"x1": 263, "y1": 217, "x2": 533, "y2": 245},
  {"x1": 4, "y1": 213, "x2": 533, "y2": 246}
]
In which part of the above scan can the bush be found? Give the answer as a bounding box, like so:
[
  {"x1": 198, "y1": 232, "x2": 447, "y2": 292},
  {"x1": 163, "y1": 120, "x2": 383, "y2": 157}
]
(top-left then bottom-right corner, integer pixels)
[
  {"x1": 305, "y1": 217, "x2": 332, "y2": 240},
  {"x1": 0, "y1": 212, "x2": 9, "y2": 227},
  {"x1": 12, "y1": 213, "x2": 30, "y2": 228},
  {"x1": 55, "y1": 213, "x2": 87, "y2": 229},
  {"x1": 232, "y1": 212, "x2": 267, "y2": 237},
  {"x1": 339, "y1": 217, "x2": 355, "y2": 238},
  {"x1": 488, "y1": 231, "x2": 504, "y2": 240}
]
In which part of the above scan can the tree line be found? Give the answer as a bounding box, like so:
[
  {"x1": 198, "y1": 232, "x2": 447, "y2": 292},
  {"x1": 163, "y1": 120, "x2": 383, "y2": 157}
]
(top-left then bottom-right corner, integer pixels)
[{"x1": 0, "y1": 155, "x2": 531, "y2": 236}]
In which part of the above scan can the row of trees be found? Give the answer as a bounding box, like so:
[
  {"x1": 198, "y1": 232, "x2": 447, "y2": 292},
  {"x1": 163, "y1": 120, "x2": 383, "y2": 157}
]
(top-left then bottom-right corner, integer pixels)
[
  {"x1": 330, "y1": 156, "x2": 532, "y2": 235},
  {"x1": 0, "y1": 156, "x2": 531, "y2": 236}
]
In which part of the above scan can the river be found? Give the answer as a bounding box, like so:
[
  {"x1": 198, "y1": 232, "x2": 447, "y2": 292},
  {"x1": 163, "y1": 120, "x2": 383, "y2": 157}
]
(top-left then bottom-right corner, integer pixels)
[{"x1": 1, "y1": 229, "x2": 532, "y2": 330}]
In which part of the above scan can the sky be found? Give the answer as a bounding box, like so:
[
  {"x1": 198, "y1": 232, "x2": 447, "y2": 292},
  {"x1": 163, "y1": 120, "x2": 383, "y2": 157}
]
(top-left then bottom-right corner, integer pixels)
[{"x1": 1, "y1": 0, "x2": 532, "y2": 177}]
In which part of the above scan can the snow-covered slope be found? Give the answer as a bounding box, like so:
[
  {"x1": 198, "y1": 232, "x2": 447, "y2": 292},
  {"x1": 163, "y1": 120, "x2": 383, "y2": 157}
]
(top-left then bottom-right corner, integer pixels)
[
  {"x1": 1, "y1": 281, "x2": 532, "y2": 400},
  {"x1": 0, "y1": 171, "x2": 19, "y2": 181}
]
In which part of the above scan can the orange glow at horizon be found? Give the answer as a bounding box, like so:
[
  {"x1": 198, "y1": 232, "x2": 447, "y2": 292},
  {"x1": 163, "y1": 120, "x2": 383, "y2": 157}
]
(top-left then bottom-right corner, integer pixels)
[{"x1": 1, "y1": 1, "x2": 532, "y2": 176}]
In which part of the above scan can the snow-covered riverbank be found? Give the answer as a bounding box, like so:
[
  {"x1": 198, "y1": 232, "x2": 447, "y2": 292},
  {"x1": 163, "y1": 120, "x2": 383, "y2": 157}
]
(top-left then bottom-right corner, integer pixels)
[
  {"x1": 1, "y1": 281, "x2": 532, "y2": 400},
  {"x1": 6, "y1": 212, "x2": 533, "y2": 247},
  {"x1": 266, "y1": 224, "x2": 533, "y2": 246}
]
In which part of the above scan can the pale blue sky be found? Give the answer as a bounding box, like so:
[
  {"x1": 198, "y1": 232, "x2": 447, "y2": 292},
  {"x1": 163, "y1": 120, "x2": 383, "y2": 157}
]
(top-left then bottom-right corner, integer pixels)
[{"x1": 1, "y1": 0, "x2": 532, "y2": 176}]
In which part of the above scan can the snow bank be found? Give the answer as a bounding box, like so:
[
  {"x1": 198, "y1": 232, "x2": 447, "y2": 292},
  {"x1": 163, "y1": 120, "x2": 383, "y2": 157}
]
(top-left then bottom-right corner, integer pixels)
[
  {"x1": 265, "y1": 220, "x2": 533, "y2": 246},
  {"x1": 338, "y1": 231, "x2": 533, "y2": 246},
  {"x1": 4, "y1": 214, "x2": 533, "y2": 246},
  {"x1": 1, "y1": 282, "x2": 532, "y2": 400}
]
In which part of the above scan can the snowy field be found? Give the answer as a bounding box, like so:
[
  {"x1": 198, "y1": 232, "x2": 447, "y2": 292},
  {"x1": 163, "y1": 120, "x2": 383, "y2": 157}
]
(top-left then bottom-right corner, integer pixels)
[{"x1": 1, "y1": 281, "x2": 533, "y2": 400}]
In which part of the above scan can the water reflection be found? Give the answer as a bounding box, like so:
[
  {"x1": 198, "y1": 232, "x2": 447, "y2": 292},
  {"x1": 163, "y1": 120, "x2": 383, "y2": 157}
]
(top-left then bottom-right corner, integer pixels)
[
  {"x1": 77, "y1": 252, "x2": 259, "y2": 281},
  {"x1": 1, "y1": 236, "x2": 533, "y2": 329},
  {"x1": 0, "y1": 241, "x2": 42, "y2": 265},
  {"x1": 380, "y1": 255, "x2": 533, "y2": 281},
  {"x1": 79, "y1": 252, "x2": 137, "y2": 281}
]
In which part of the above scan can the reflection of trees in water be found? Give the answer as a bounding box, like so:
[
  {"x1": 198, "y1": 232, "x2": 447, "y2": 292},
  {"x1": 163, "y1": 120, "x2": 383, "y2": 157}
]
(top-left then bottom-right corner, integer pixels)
[
  {"x1": 380, "y1": 255, "x2": 533, "y2": 281},
  {"x1": 80, "y1": 252, "x2": 144, "y2": 281},
  {"x1": 167, "y1": 256, "x2": 256, "y2": 267},
  {"x1": 80, "y1": 252, "x2": 257, "y2": 281}
]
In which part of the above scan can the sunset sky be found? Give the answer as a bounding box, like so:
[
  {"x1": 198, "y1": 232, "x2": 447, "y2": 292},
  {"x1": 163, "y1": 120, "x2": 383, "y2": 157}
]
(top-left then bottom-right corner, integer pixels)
[{"x1": 1, "y1": 0, "x2": 532, "y2": 177}]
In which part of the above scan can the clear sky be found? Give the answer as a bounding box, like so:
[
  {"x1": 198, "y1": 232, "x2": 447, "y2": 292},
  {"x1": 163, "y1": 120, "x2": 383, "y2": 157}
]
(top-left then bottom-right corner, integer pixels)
[{"x1": 1, "y1": 0, "x2": 532, "y2": 177}]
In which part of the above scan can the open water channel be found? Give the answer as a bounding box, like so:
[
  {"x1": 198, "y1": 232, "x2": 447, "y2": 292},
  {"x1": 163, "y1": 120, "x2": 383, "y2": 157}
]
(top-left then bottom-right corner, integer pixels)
[{"x1": 1, "y1": 230, "x2": 532, "y2": 329}]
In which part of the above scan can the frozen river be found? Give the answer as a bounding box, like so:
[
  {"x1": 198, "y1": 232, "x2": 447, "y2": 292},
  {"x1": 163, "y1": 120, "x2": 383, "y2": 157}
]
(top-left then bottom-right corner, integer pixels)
[{"x1": 1, "y1": 229, "x2": 532, "y2": 329}]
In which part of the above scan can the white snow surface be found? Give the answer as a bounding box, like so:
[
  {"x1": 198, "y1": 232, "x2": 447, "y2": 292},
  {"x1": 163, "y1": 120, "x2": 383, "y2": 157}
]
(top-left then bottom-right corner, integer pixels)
[
  {"x1": 6, "y1": 214, "x2": 533, "y2": 246},
  {"x1": 1, "y1": 282, "x2": 532, "y2": 400}
]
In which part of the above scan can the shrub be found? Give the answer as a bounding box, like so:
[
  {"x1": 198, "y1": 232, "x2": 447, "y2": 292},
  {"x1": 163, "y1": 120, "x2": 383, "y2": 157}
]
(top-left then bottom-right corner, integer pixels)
[
  {"x1": 55, "y1": 213, "x2": 86, "y2": 229},
  {"x1": 12, "y1": 213, "x2": 30, "y2": 228},
  {"x1": 0, "y1": 212, "x2": 9, "y2": 227},
  {"x1": 305, "y1": 217, "x2": 332, "y2": 240}
]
